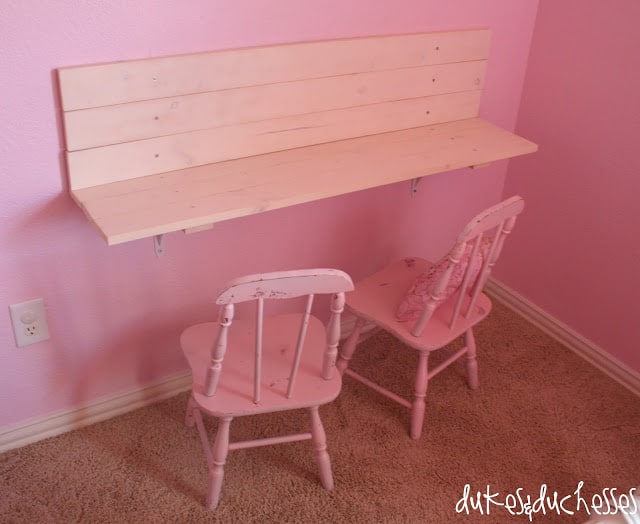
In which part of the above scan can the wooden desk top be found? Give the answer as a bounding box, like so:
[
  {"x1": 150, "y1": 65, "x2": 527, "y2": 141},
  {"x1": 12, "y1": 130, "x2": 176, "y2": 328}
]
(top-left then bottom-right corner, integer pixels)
[
  {"x1": 59, "y1": 30, "x2": 537, "y2": 246},
  {"x1": 71, "y1": 118, "x2": 537, "y2": 245}
]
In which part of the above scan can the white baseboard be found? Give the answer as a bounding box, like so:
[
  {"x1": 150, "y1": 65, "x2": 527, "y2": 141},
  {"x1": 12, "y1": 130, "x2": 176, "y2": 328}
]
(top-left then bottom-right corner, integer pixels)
[
  {"x1": 0, "y1": 371, "x2": 192, "y2": 454},
  {"x1": 485, "y1": 278, "x2": 640, "y2": 398}
]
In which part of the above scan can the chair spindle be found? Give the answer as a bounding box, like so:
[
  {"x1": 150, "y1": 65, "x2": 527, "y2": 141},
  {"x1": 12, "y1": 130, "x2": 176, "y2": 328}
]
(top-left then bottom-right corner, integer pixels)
[
  {"x1": 205, "y1": 303, "x2": 234, "y2": 396},
  {"x1": 254, "y1": 297, "x2": 264, "y2": 404},
  {"x1": 323, "y1": 292, "x2": 346, "y2": 379},
  {"x1": 286, "y1": 294, "x2": 315, "y2": 398}
]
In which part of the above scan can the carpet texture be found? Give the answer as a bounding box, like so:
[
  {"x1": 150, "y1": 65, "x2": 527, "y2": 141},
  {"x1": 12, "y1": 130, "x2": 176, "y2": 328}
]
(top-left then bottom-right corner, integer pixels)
[{"x1": 1, "y1": 302, "x2": 638, "y2": 523}]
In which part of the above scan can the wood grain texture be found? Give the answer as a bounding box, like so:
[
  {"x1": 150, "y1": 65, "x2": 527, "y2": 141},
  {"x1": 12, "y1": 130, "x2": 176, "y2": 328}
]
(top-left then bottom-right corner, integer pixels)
[
  {"x1": 71, "y1": 119, "x2": 537, "y2": 245},
  {"x1": 58, "y1": 29, "x2": 538, "y2": 246},
  {"x1": 58, "y1": 30, "x2": 490, "y2": 110},
  {"x1": 63, "y1": 61, "x2": 485, "y2": 151},
  {"x1": 67, "y1": 92, "x2": 482, "y2": 189}
]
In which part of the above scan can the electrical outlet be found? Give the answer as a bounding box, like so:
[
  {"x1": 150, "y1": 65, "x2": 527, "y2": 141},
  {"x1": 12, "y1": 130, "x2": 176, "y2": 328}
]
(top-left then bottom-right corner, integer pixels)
[{"x1": 9, "y1": 298, "x2": 50, "y2": 347}]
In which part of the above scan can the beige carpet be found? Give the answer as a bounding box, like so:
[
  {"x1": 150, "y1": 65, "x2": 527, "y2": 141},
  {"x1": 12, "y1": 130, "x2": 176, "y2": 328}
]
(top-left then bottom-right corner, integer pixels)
[{"x1": 1, "y1": 302, "x2": 639, "y2": 523}]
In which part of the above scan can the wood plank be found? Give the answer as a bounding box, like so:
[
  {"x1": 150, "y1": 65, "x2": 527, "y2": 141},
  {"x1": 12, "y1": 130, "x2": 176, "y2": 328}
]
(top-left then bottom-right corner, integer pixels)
[
  {"x1": 58, "y1": 29, "x2": 490, "y2": 110},
  {"x1": 63, "y1": 61, "x2": 486, "y2": 151},
  {"x1": 58, "y1": 30, "x2": 538, "y2": 249},
  {"x1": 183, "y1": 224, "x2": 214, "y2": 234},
  {"x1": 67, "y1": 92, "x2": 482, "y2": 189},
  {"x1": 470, "y1": 162, "x2": 493, "y2": 169},
  {"x1": 71, "y1": 119, "x2": 538, "y2": 245}
]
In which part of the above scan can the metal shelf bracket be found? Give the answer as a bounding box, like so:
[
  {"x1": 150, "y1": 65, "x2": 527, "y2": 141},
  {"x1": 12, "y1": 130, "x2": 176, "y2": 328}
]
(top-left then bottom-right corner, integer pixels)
[
  {"x1": 154, "y1": 235, "x2": 165, "y2": 257},
  {"x1": 411, "y1": 177, "x2": 422, "y2": 196}
]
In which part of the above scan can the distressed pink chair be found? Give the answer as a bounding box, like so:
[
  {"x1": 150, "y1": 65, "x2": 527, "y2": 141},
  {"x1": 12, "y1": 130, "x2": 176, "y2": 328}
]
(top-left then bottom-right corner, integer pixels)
[
  {"x1": 336, "y1": 196, "x2": 524, "y2": 440},
  {"x1": 181, "y1": 268, "x2": 354, "y2": 509}
]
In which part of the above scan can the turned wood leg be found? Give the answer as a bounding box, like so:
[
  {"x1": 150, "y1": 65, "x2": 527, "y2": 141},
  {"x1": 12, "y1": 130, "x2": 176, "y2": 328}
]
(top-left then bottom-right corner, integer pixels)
[
  {"x1": 309, "y1": 406, "x2": 334, "y2": 490},
  {"x1": 206, "y1": 416, "x2": 232, "y2": 509},
  {"x1": 410, "y1": 351, "x2": 430, "y2": 440},
  {"x1": 336, "y1": 317, "x2": 365, "y2": 374},
  {"x1": 465, "y1": 329, "x2": 479, "y2": 390}
]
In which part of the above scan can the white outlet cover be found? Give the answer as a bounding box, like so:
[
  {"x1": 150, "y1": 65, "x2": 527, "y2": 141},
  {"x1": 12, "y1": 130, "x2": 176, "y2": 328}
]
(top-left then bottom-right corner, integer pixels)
[{"x1": 9, "y1": 298, "x2": 51, "y2": 347}]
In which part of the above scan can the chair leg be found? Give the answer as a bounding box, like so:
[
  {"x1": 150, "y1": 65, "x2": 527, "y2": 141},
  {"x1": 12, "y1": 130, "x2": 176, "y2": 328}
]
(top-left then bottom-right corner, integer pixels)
[
  {"x1": 184, "y1": 393, "x2": 197, "y2": 427},
  {"x1": 465, "y1": 329, "x2": 479, "y2": 390},
  {"x1": 410, "y1": 351, "x2": 430, "y2": 440},
  {"x1": 206, "y1": 416, "x2": 232, "y2": 509},
  {"x1": 336, "y1": 317, "x2": 365, "y2": 374},
  {"x1": 309, "y1": 406, "x2": 334, "y2": 490}
]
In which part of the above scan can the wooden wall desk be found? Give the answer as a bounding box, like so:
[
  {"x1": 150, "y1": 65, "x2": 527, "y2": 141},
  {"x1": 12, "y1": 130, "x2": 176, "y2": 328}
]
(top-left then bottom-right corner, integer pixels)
[{"x1": 58, "y1": 29, "x2": 537, "y2": 247}]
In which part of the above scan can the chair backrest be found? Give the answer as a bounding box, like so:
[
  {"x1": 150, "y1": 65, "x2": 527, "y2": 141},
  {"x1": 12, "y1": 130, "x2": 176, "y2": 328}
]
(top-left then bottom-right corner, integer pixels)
[
  {"x1": 411, "y1": 196, "x2": 524, "y2": 337},
  {"x1": 204, "y1": 268, "x2": 354, "y2": 401}
]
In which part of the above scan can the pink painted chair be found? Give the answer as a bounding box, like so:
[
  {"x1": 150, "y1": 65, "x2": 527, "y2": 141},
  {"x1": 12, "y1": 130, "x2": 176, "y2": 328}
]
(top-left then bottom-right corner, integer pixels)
[
  {"x1": 336, "y1": 196, "x2": 524, "y2": 440},
  {"x1": 181, "y1": 268, "x2": 354, "y2": 509}
]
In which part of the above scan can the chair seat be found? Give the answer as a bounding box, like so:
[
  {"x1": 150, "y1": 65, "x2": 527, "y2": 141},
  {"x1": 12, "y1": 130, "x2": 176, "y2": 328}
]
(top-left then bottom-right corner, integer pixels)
[
  {"x1": 346, "y1": 258, "x2": 492, "y2": 352},
  {"x1": 182, "y1": 313, "x2": 342, "y2": 417}
]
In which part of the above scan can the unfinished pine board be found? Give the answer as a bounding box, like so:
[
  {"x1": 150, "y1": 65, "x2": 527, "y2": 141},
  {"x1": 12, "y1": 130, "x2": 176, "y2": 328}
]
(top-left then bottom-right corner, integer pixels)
[
  {"x1": 63, "y1": 62, "x2": 485, "y2": 152},
  {"x1": 58, "y1": 29, "x2": 538, "y2": 246},
  {"x1": 71, "y1": 118, "x2": 537, "y2": 245},
  {"x1": 59, "y1": 30, "x2": 491, "y2": 110},
  {"x1": 66, "y1": 93, "x2": 483, "y2": 190}
]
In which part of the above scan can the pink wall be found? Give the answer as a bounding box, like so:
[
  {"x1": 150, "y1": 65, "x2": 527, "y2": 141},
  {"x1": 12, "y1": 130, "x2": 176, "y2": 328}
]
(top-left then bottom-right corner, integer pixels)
[
  {"x1": 0, "y1": 1, "x2": 538, "y2": 430},
  {"x1": 499, "y1": 0, "x2": 640, "y2": 373}
]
